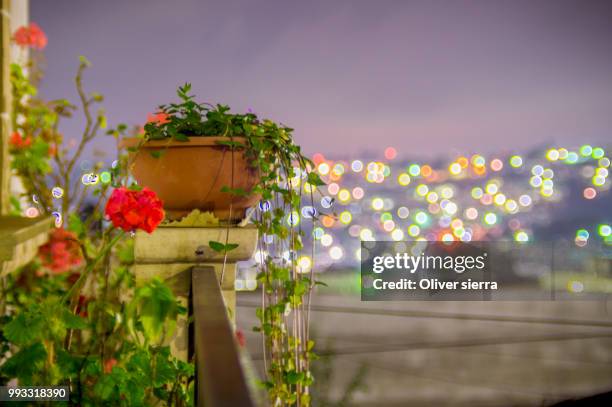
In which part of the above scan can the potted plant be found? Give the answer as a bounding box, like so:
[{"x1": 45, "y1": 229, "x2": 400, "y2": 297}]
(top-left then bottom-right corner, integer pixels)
[
  {"x1": 125, "y1": 84, "x2": 328, "y2": 405},
  {"x1": 122, "y1": 84, "x2": 287, "y2": 221}
]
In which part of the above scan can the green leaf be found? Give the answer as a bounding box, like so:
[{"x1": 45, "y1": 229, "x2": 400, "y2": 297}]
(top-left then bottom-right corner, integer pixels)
[
  {"x1": 56, "y1": 348, "x2": 83, "y2": 379},
  {"x1": 0, "y1": 342, "x2": 47, "y2": 380},
  {"x1": 62, "y1": 309, "x2": 89, "y2": 330},
  {"x1": 208, "y1": 240, "x2": 225, "y2": 253},
  {"x1": 153, "y1": 352, "x2": 175, "y2": 386},
  {"x1": 94, "y1": 373, "x2": 117, "y2": 400},
  {"x1": 149, "y1": 150, "x2": 166, "y2": 159},
  {"x1": 286, "y1": 370, "x2": 305, "y2": 385},
  {"x1": 117, "y1": 239, "x2": 135, "y2": 264},
  {"x1": 3, "y1": 312, "x2": 44, "y2": 346},
  {"x1": 126, "y1": 349, "x2": 150, "y2": 376},
  {"x1": 78, "y1": 55, "x2": 92, "y2": 66},
  {"x1": 173, "y1": 133, "x2": 189, "y2": 142},
  {"x1": 208, "y1": 241, "x2": 239, "y2": 253},
  {"x1": 134, "y1": 279, "x2": 178, "y2": 343},
  {"x1": 220, "y1": 186, "x2": 249, "y2": 197},
  {"x1": 215, "y1": 140, "x2": 245, "y2": 148},
  {"x1": 9, "y1": 196, "x2": 22, "y2": 215},
  {"x1": 68, "y1": 213, "x2": 86, "y2": 238},
  {"x1": 307, "y1": 172, "x2": 326, "y2": 186}
]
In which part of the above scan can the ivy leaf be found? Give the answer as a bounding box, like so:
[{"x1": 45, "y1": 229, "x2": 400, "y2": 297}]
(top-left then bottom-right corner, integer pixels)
[
  {"x1": 173, "y1": 133, "x2": 189, "y2": 142},
  {"x1": 208, "y1": 241, "x2": 225, "y2": 253},
  {"x1": 286, "y1": 370, "x2": 305, "y2": 385},
  {"x1": 150, "y1": 150, "x2": 166, "y2": 159},
  {"x1": 215, "y1": 140, "x2": 245, "y2": 148},
  {"x1": 208, "y1": 241, "x2": 239, "y2": 253},
  {"x1": 220, "y1": 186, "x2": 248, "y2": 197},
  {"x1": 225, "y1": 243, "x2": 240, "y2": 252},
  {"x1": 307, "y1": 172, "x2": 326, "y2": 186}
]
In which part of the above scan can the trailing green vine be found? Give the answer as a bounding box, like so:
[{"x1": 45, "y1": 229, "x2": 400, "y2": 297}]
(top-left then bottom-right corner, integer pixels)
[{"x1": 144, "y1": 85, "x2": 327, "y2": 406}]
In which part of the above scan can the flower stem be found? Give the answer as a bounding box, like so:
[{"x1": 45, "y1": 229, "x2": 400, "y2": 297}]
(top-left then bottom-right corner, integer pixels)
[{"x1": 61, "y1": 231, "x2": 125, "y2": 304}]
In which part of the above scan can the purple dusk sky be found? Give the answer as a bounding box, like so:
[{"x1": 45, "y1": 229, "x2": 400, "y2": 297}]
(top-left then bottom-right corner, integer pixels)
[{"x1": 32, "y1": 0, "x2": 612, "y2": 160}]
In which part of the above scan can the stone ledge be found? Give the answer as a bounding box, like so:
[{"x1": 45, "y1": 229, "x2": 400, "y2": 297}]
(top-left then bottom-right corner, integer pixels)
[{"x1": 134, "y1": 225, "x2": 258, "y2": 264}]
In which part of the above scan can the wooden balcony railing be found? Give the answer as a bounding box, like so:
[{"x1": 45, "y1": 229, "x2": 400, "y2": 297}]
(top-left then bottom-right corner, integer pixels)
[{"x1": 191, "y1": 266, "x2": 257, "y2": 407}]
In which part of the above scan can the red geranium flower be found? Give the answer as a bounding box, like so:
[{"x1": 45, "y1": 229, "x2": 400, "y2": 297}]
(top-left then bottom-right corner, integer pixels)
[
  {"x1": 9, "y1": 131, "x2": 32, "y2": 149},
  {"x1": 38, "y1": 228, "x2": 84, "y2": 274},
  {"x1": 13, "y1": 23, "x2": 48, "y2": 50},
  {"x1": 105, "y1": 187, "x2": 164, "y2": 233},
  {"x1": 146, "y1": 112, "x2": 171, "y2": 126}
]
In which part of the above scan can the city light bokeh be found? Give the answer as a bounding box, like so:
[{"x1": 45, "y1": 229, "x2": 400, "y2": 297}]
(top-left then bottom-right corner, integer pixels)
[{"x1": 257, "y1": 144, "x2": 611, "y2": 271}]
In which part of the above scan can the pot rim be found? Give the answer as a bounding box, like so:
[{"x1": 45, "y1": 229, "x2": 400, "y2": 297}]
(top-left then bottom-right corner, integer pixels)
[{"x1": 120, "y1": 136, "x2": 248, "y2": 149}]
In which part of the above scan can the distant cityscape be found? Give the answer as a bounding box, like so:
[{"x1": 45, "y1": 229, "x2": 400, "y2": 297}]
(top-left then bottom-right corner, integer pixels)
[
  {"x1": 235, "y1": 143, "x2": 611, "y2": 289},
  {"x1": 58, "y1": 141, "x2": 610, "y2": 290}
]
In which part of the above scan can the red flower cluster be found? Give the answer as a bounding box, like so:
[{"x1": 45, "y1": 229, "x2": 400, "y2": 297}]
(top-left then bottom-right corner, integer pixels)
[
  {"x1": 13, "y1": 23, "x2": 48, "y2": 50},
  {"x1": 9, "y1": 131, "x2": 32, "y2": 149},
  {"x1": 146, "y1": 112, "x2": 171, "y2": 126},
  {"x1": 105, "y1": 187, "x2": 164, "y2": 233},
  {"x1": 38, "y1": 228, "x2": 84, "y2": 274}
]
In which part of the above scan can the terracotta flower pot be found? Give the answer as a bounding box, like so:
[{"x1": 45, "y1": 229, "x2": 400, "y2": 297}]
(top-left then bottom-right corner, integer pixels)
[{"x1": 121, "y1": 137, "x2": 259, "y2": 221}]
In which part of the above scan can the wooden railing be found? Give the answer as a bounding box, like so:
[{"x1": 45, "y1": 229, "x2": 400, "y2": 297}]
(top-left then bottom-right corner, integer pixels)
[{"x1": 191, "y1": 266, "x2": 257, "y2": 407}]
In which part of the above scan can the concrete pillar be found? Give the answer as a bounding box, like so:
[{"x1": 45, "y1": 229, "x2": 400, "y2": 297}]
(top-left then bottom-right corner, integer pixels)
[{"x1": 132, "y1": 225, "x2": 258, "y2": 361}]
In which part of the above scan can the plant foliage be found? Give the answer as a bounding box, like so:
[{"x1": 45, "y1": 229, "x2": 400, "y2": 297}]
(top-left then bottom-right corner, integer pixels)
[{"x1": 143, "y1": 86, "x2": 327, "y2": 406}]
